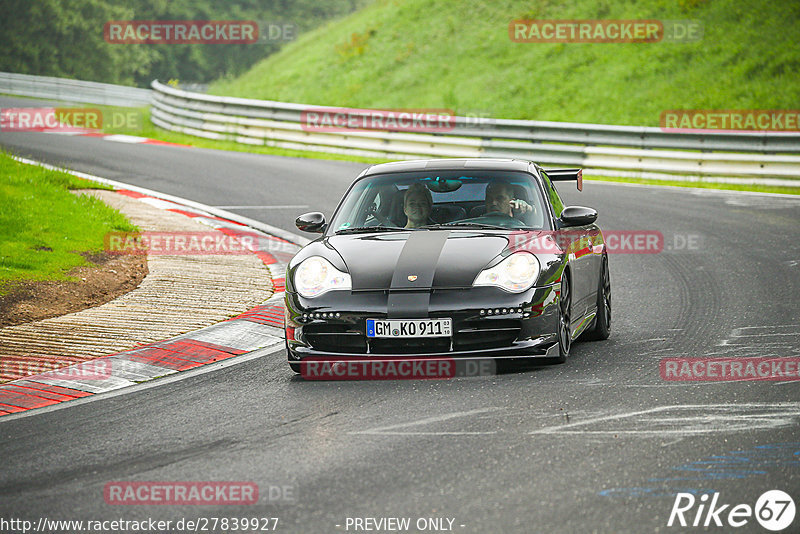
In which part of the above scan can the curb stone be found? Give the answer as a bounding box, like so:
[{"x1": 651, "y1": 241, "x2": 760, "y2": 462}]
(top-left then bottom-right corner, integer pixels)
[{"x1": 0, "y1": 160, "x2": 301, "y2": 417}]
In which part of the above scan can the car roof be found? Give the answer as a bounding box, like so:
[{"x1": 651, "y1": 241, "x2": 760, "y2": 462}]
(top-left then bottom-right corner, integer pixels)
[{"x1": 360, "y1": 158, "x2": 536, "y2": 177}]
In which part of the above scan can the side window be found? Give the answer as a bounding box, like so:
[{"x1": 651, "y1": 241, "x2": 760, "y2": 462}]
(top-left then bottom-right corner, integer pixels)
[{"x1": 541, "y1": 171, "x2": 565, "y2": 217}]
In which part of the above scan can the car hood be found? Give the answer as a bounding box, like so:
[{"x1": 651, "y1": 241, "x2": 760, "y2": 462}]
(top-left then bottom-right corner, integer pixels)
[{"x1": 325, "y1": 230, "x2": 511, "y2": 290}]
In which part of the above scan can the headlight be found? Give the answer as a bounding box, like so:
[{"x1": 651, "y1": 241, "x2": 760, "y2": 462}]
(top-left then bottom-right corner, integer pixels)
[
  {"x1": 473, "y1": 253, "x2": 539, "y2": 293},
  {"x1": 294, "y1": 256, "x2": 352, "y2": 298}
]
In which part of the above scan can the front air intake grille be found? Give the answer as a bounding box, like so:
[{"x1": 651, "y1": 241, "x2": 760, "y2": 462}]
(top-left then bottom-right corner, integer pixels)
[
  {"x1": 304, "y1": 324, "x2": 367, "y2": 353},
  {"x1": 303, "y1": 319, "x2": 522, "y2": 354},
  {"x1": 453, "y1": 319, "x2": 521, "y2": 351}
]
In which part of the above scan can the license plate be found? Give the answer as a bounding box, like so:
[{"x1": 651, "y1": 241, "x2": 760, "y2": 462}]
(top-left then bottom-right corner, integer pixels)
[{"x1": 366, "y1": 318, "x2": 452, "y2": 338}]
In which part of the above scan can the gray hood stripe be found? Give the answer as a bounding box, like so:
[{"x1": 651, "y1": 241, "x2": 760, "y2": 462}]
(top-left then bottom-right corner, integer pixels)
[{"x1": 387, "y1": 231, "x2": 451, "y2": 318}]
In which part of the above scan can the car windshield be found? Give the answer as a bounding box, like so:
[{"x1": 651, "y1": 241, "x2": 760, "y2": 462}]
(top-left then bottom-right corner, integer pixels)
[{"x1": 328, "y1": 171, "x2": 548, "y2": 234}]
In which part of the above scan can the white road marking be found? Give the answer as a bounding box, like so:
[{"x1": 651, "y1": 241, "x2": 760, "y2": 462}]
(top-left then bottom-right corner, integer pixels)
[
  {"x1": 716, "y1": 325, "x2": 800, "y2": 357},
  {"x1": 103, "y1": 134, "x2": 149, "y2": 143},
  {"x1": 728, "y1": 332, "x2": 799, "y2": 338},
  {"x1": 529, "y1": 403, "x2": 800, "y2": 436},
  {"x1": 356, "y1": 431, "x2": 498, "y2": 435},
  {"x1": 530, "y1": 406, "x2": 667, "y2": 434},
  {"x1": 351, "y1": 408, "x2": 501, "y2": 435},
  {"x1": 735, "y1": 325, "x2": 798, "y2": 331},
  {"x1": 622, "y1": 383, "x2": 722, "y2": 387},
  {"x1": 722, "y1": 195, "x2": 800, "y2": 207}
]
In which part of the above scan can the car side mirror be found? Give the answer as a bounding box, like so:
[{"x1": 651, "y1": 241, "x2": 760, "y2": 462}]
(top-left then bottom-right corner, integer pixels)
[
  {"x1": 560, "y1": 206, "x2": 597, "y2": 227},
  {"x1": 296, "y1": 212, "x2": 327, "y2": 233}
]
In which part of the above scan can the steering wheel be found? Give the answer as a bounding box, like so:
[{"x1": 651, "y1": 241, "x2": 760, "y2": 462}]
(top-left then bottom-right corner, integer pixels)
[
  {"x1": 365, "y1": 203, "x2": 395, "y2": 227},
  {"x1": 484, "y1": 210, "x2": 517, "y2": 220},
  {"x1": 478, "y1": 212, "x2": 527, "y2": 228}
]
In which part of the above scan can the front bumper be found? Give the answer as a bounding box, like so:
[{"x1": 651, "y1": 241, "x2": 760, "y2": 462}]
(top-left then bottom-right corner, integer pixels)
[{"x1": 285, "y1": 285, "x2": 560, "y2": 360}]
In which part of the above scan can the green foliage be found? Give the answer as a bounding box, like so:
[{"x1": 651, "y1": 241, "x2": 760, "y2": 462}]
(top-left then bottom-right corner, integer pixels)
[
  {"x1": 210, "y1": 0, "x2": 800, "y2": 126},
  {"x1": 0, "y1": 0, "x2": 370, "y2": 86},
  {"x1": 0, "y1": 0, "x2": 153, "y2": 85}
]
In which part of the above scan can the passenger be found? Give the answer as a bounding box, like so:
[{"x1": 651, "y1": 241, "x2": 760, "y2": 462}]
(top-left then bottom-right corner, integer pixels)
[
  {"x1": 485, "y1": 181, "x2": 532, "y2": 217},
  {"x1": 403, "y1": 183, "x2": 433, "y2": 228}
]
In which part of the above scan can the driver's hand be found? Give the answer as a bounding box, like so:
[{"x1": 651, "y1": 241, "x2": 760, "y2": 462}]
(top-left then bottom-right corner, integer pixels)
[{"x1": 510, "y1": 199, "x2": 532, "y2": 213}]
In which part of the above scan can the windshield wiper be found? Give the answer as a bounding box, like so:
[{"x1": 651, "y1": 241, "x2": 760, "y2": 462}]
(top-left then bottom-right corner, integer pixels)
[
  {"x1": 335, "y1": 226, "x2": 411, "y2": 235},
  {"x1": 420, "y1": 222, "x2": 509, "y2": 230}
]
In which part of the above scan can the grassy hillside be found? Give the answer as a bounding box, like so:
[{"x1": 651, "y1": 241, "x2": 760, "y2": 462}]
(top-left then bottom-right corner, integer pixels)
[{"x1": 210, "y1": 0, "x2": 800, "y2": 126}]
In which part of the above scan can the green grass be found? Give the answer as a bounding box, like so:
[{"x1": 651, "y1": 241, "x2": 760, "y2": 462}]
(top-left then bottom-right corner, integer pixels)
[
  {"x1": 209, "y1": 0, "x2": 800, "y2": 126},
  {"x1": 0, "y1": 152, "x2": 137, "y2": 294}
]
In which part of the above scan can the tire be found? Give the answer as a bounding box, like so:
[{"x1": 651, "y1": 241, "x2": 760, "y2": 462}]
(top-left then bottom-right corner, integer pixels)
[
  {"x1": 554, "y1": 273, "x2": 572, "y2": 363},
  {"x1": 584, "y1": 255, "x2": 611, "y2": 341}
]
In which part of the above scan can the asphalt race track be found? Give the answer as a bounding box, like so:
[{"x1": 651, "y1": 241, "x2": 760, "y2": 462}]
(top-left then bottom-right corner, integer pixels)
[{"x1": 1, "y1": 96, "x2": 799, "y2": 533}]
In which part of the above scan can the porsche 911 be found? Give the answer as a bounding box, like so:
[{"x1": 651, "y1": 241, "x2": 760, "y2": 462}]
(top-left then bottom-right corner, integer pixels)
[{"x1": 284, "y1": 158, "x2": 611, "y2": 373}]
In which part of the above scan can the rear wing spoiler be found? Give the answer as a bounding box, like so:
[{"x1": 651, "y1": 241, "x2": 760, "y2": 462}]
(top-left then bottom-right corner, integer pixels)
[{"x1": 544, "y1": 168, "x2": 583, "y2": 191}]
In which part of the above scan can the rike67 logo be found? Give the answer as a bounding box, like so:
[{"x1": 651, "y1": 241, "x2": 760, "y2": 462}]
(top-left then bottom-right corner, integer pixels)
[{"x1": 668, "y1": 490, "x2": 795, "y2": 531}]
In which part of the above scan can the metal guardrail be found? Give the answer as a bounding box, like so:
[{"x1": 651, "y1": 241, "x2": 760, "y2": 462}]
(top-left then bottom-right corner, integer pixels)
[
  {"x1": 150, "y1": 80, "x2": 800, "y2": 181},
  {"x1": 0, "y1": 72, "x2": 151, "y2": 107},
  {"x1": 3, "y1": 73, "x2": 797, "y2": 181}
]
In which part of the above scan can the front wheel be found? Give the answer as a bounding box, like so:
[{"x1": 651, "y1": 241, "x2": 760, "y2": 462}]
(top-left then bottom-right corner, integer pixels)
[
  {"x1": 584, "y1": 255, "x2": 611, "y2": 341},
  {"x1": 554, "y1": 274, "x2": 572, "y2": 363}
]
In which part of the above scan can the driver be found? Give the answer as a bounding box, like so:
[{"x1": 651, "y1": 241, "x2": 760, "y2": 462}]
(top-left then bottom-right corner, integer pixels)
[
  {"x1": 403, "y1": 182, "x2": 433, "y2": 228},
  {"x1": 485, "y1": 181, "x2": 532, "y2": 217}
]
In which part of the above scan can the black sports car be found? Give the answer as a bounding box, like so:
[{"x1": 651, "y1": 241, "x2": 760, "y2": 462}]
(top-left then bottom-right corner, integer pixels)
[{"x1": 284, "y1": 158, "x2": 610, "y2": 374}]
